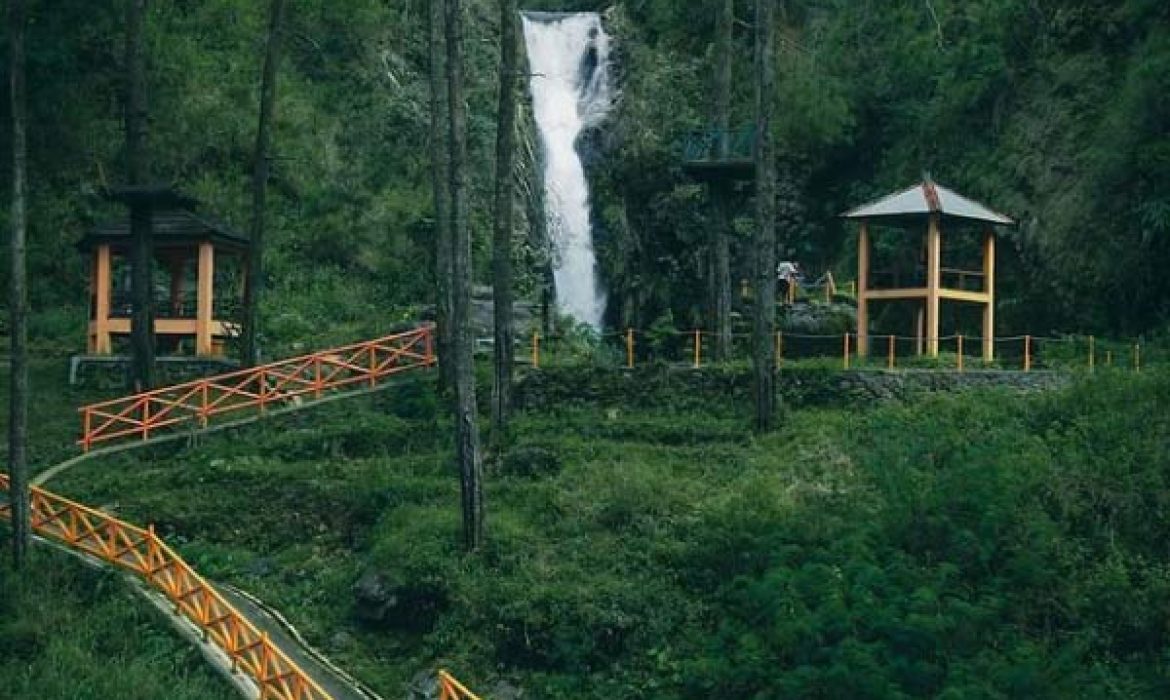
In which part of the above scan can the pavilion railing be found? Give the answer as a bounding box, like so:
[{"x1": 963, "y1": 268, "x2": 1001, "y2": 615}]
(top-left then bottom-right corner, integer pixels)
[
  {"x1": 0, "y1": 473, "x2": 334, "y2": 700},
  {"x1": 78, "y1": 326, "x2": 435, "y2": 451}
]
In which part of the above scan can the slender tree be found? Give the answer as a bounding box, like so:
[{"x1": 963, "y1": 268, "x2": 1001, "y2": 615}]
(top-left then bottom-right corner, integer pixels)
[
  {"x1": 7, "y1": 0, "x2": 31, "y2": 567},
  {"x1": 243, "y1": 0, "x2": 288, "y2": 367},
  {"x1": 125, "y1": 0, "x2": 154, "y2": 391},
  {"x1": 491, "y1": 0, "x2": 519, "y2": 440},
  {"x1": 752, "y1": 0, "x2": 777, "y2": 432},
  {"x1": 710, "y1": 0, "x2": 735, "y2": 361},
  {"x1": 445, "y1": 0, "x2": 485, "y2": 550},
  {"x1": 429, "y1": 0, "x2": 454, "y2": 393}
]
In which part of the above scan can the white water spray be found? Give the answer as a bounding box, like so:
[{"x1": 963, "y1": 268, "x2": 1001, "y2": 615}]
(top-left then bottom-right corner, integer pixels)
[{"x1": 522, "y1": 12, "x2": 614, "y2": 330}]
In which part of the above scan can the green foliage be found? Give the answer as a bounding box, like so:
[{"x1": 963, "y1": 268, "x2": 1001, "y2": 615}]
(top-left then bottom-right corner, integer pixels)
[
  {"x1": 33, "y1": 362, "x2": 1170, "y2": 697},
  {"x1": 0, "y1": 552, "x2": 232, "y2": 699}
]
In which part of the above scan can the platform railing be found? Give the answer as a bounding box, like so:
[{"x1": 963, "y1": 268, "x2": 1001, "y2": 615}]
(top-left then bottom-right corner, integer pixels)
[
  {"x1": 78, "y1": 326, "x2": 436, "y2": 451},
  {"x1": 0, "y1": 473, "x2": 333, "y2": 700}
]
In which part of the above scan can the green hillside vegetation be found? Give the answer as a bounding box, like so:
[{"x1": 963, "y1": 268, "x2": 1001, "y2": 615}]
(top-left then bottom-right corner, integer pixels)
[
  {"x1": 4, "y1": 0, "x2": 1170, "y2": 697},
  {"x1": 7, "y1": 364, "x2": 1160, "y2": 698},
  {"x1": 1, "y1": 0, "x2": 1168, "y2": 345},
  {"x1": 0, "y1": 552, "x2": 232, "y2": 699}
]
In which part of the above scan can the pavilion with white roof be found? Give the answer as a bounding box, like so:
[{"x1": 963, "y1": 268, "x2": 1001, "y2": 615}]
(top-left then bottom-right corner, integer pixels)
[{"x1": 842, "y1": 179, "x2": 1013, "y2": 361}]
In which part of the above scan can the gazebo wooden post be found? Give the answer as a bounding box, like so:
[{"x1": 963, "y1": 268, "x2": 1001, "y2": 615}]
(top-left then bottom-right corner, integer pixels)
[
  {"x1": 856, "y1": 221, "x2": 870, "y2": 357},
  {"x1": 196, "y1": 241, "x2": 215, "y2": 356},
  {"x1": 982, "y1": 227, "x2": 995, "y2": 362},
  {"x1": 92, "y1": 244, "x2": 113, "y2": 354},
  {"x1": 925, "y1": 213, "x2": 941, "y2": 357}
]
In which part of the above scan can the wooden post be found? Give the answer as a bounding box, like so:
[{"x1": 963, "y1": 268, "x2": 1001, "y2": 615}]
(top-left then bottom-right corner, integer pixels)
[
  {"x1": 196, "y1": 241, "x2": 215, "y2": 356},
  {"x1": 1134, "y1": 344, "x2": 1141, "y2": 372},
  {"x1": 982, "y1": 228, "x2": 995, "y2": 362},
  {"x1": 776, "y1": 330, "x2": 783, "y2": 365},
  {"x1": 857, "y1": 222, "x2": 870, "y2": 357},
  {"x1": 1088, "y1": 335, "x2": 1095, "y2": 371},
  {"x1": 693, "y1": 329, "x2": 701, "y2": 368},
  {"x1": 843, "y1": 332, "x2": 850, "y2": 370},
  {"x1": 957, "y1": 334, "x2": 964, "y2": 372},
  {"x1": 887, "y1": 334, "x2": 895, "y2": 370},
  {"x1": 626, "y1": 328, "x2": 634, "y2": 369},
  {"x1": 1024, "y1": 334, "x2": 1032, "y2": 372},
  {"x1": 926, "y1": 213, "x2": 941, "y2": 356},
  {"x1": 93, "y1": 244, "x2": 112, "y2": 354}
]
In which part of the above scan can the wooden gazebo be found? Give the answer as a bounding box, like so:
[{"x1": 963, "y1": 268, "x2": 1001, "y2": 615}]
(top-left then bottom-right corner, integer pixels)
[
  {"x1": 79, "y1": 192, "x2": 250, "y2": 358},
  {"x1": 843, "y1": 179, "x2": 1013, "y2": 360}
]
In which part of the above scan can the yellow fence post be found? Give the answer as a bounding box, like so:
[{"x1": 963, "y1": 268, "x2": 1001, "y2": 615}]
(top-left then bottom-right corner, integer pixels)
[
  {"x1": 887, "y1": 334, "x2": 895, "y2": 370},
  {"x1": 1089, "y1": 335, "x2": 1095, "y2": 371},
  {"x1": 693, "y1": 329, "x2": 701, "y2": 369},
  {"x1": 776, "y1": 331, "x2": 783, "y2": 365},
  {"x1": 843, "y1": 333, "x2": 851, "y2": 370},
  {"x1": 1134, "y1": 343, "x2": 1141, "y2": 373},
  {"x1": 957, "y1": 334, "x2": 964, "y2": 372},
  {"x1": 626, "y1": 328, "x2": 634, "y2": 369},
  {"x1": 1024, "y1": 335, "x2": 1032, "y2": 372},
  {"x1": 532, "y1": 331, "x2": 540, "y2": 369},
  {"x1": 1106, "y1": 349, "x2": 1113, "y2": 367}
]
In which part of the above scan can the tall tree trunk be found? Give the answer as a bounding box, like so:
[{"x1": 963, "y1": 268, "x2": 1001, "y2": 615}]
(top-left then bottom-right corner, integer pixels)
[
  {"x1": 429, "y1": 0, "x2": 454, "y2": 393},
  {"x1": 445, "y1": 0, "x2": 485, "y2": 550},
  {"x1": 243, "y1": 0, "x2": 288, "y2": 367},
  {"x1": 126, "y1": 0, "x2": 154, "y2": 391},
  {"x1": 752, "y1": 0, "x2": 777, "y2": 433},
  {"x1": 7, "y1": 0, "x2": 30, "y2": 568},
  {"x1": 491, "y1": 0, "x2": 519, "y2": 441},
  {"x1": 711, "y1": 0, "x2": 735, "y2": 361}
]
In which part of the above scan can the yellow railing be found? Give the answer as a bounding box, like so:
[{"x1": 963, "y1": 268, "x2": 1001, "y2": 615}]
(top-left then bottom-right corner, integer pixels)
[
  {"x1": 78, "y1": 326, "x2": 436, "y2": 451},
  {"x1": 438, "y1": 670, "x2": 483, "y2": 700},
  {"x1": 0, "y1": 473, "x2": 333, "y2": 700}
]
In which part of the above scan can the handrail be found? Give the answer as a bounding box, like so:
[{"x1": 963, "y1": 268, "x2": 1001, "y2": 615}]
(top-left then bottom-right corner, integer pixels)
[
  {"x1": 78, "y1": 326, "x2": 436, "y2": 451},
  {"x1": 437, "y1": 670, "x2": 483, "y2": 700},
  {"x1": 0, "y1": 473, "x2": 333, "y2": 700}
]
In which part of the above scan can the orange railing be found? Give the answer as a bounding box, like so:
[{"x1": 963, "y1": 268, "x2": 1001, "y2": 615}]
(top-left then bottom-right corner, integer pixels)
[
  {"x1": 79, "y1": 326, "x2": 436, "y2": 451},
  {"x1": 0, "y1": 473, "x2": 333, "y2": 700},
  {"x1": 438, "y1": 670, "x2": 483, "y2": 700}
]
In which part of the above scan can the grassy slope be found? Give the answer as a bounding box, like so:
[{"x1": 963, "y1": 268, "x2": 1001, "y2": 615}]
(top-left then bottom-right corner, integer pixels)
[
  {"x1": 21, "y1": 364, "x2": 1167, "y2": 698},
  {"x1": 0, "y1": 550, "x2": 233, "y2": 699}
]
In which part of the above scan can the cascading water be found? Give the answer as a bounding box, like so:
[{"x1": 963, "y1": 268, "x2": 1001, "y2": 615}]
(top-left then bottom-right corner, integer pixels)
[{"x1": 522, "y1": 12, "x2": 614, "y2": 330}]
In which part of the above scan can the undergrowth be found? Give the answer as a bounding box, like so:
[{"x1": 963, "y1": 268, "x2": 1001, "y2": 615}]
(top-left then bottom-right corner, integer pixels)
[{"x1": 13, "y1": 366, "x2": 1170, "y2": 698}]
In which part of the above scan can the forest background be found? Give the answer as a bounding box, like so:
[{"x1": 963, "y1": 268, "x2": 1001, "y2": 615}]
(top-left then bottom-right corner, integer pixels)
[{"x1": 0, "y1": 0, "x2": 1167, "y2": 351}]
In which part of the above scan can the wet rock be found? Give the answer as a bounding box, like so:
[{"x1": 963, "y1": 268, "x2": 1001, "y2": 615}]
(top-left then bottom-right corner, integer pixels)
[{"x1": 352, "y1": 570, "x2": 448, "y2": 632}]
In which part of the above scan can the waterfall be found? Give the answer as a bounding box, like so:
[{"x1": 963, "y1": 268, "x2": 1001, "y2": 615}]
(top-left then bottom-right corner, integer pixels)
[{"x1": 522, "y1": 12, "x2": 614, "y2": 330}]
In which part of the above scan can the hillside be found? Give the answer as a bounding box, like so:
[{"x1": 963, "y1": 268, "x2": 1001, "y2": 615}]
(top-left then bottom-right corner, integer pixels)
[
  {"x1": 4, "y1": 362, "x2": 1162, "y2": 698},
  {"x1": 2, "y1": 0, "x2": 1169, "y2": 345}
]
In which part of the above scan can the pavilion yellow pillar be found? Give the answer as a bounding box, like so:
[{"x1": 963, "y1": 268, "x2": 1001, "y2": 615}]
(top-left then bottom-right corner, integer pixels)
[
  {"x1": 856, "y1": 222, "x2": 870, "y2": 357},
  {"x1": 196, "y1": 242, "x2": 215, "y2": 356},
  {"x1": 982, "y1": 228, "x2": 995, "y2": 362},
  {"x1": 925, "y1": 213, "x2": 941, "y2": 356},
  {"x1": 92, "y1": 244, "x2": 113, "y2": 355}
]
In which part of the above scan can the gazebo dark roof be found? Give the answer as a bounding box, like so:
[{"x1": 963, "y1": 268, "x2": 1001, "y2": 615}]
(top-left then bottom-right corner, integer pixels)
[{"x1": 78, "y1": 202, "x2": 250, "y2": 253}]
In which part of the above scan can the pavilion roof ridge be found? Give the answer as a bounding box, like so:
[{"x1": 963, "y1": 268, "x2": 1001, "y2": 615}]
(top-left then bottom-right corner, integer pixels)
[{"x1": 841, "y1": 179, "x2": 1013, "y2": 226}]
